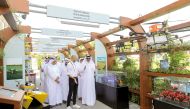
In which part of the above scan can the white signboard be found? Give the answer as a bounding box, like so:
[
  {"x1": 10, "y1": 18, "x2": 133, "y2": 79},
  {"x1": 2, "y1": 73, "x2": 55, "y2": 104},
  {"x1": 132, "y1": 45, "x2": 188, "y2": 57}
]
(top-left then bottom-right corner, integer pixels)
[
  {"x1": 42, "y1": 28, "x2": 83, "y2": 37},
  {"x1": 50, "y1": 38, "x2": 76, "y2": 44},
  {"x1": 47, "y1": 5, "x2": 109, "y2": 24}
]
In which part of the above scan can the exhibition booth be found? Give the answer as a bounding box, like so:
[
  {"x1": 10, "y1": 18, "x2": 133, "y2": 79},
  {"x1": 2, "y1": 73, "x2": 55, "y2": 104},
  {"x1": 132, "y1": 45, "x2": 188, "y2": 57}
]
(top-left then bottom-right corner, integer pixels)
[{"x1": 0, "y1": 0, "x2": 190, "y2": 109}]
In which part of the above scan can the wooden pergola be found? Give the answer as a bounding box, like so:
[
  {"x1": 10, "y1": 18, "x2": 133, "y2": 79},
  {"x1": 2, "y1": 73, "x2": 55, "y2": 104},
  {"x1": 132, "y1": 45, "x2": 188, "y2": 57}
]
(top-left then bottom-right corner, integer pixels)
[
  {"x1": 61, "y1": 0, "x2": 190, "y2": 109},
  {"x1": 0, "y1": 0, "x2": 190, "y2": 109}
]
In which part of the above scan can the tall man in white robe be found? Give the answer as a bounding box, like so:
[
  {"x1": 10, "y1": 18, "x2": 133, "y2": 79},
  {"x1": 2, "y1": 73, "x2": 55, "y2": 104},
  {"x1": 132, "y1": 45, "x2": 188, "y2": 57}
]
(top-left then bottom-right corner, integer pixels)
[
  {"x1": 78, "y1": 58, "x2": 84, "y2": 99},
  {"x1": 82, "y1": 55, "x2": 96, "y2": 106},
  {"x1": 46, "y1": 58, "x2": 62, "y2": 107},
  {"x1": 60, "y1": 59, "x2": 69, "y2": 103},
  {"x1": 40, "y1": 57, "x2": 49, "y2": 92}
]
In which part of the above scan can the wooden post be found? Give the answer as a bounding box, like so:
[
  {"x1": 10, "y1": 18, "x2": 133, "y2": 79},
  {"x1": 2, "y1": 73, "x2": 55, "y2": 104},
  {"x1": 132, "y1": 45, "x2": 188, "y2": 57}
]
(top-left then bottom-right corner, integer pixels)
[
  {"x1": 0, "y1": 40, "x2": 4, "y2": 86},
  {"x1": 120, "y1": 16, "x2": 152, "y2": 109}
]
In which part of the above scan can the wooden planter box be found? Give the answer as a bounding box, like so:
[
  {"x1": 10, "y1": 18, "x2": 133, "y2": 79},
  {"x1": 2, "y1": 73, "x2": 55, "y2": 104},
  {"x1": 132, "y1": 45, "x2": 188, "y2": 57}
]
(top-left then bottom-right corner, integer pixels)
[{"x1": 153, "y1": 99, "x2": 190, "y2": 109}]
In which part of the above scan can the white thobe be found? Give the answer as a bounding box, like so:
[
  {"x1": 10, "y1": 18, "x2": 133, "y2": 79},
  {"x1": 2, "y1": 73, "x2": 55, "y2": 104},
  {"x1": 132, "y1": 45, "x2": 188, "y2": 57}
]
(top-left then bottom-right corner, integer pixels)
[
  {"x1": 82, "y1": 61, "x2": 96, "y2": 106},
  {"x1": 77, "y1": 62, "x2": 84, "y2": 98},
  {"x1": 60, "y1": 63, "x2": 69, "y2": 101},
  {"x1": 40, "y1": 62, "x2": 48, "y2": 92},
  {"x1": 46, "y1": 64, "x2": 62, "y2": 106}
]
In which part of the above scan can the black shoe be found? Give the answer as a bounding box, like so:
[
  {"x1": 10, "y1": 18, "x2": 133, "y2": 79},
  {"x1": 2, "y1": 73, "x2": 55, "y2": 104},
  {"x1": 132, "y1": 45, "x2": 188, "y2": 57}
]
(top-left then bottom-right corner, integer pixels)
[
  {"x1": 63, "y1": 100, "x2": 67, "y2": 104},
  {"x1": 50, "y1": 105, "x2": 56, "y2": 108}
]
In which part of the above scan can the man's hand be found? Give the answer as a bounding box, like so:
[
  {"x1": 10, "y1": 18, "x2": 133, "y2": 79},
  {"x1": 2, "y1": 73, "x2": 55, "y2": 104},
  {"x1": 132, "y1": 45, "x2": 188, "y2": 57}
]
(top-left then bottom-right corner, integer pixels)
[
  {"x1": 78, "y1": 73, "x2": 81, "y2": 77},
  {"x1": 74, "y1": 78, "x2": 78, "y2": 84},
  {"x1": 55, "y1": 77, "x2": 60, "y2": 84}
]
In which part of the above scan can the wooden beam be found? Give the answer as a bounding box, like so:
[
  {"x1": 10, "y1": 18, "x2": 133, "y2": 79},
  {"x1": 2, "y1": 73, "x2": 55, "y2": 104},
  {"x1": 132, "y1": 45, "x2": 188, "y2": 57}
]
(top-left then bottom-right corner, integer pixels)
[
  {"x1": 0, "y1": 0, "x2": 29, "y2": 31},
  {"x1": 73, "y1": 40, "x2": 93, "y2": 48},
  {"x1": 108, "y1": 51, "x2": 140, "y2": 57},
  {"x1": 146, "y1": 72, "x2": 190, "y2": 78},
  {"x1": 168, "y1": 21, "x2": 190, "y2": 32},
  {"x1": 72, "y1": 26, "x2": 120, "y2": 48},
  {"x1": 0, "y1": 26, "x2": 31, "y2": 43},
  {"x1": 106, "y1": 36, "x2": 145, "y2": 46},
  {"x1": 18, "y1": 25, "x2": 31, "y2": 33},
  {"x1": 0, "y1": 7, "x2": 9, "y2": 15},
  {"x1": 7, "y1": 0, "x2": 29, "y2": 13},
  {"x1": 0, "y1": 0, "x2": 9, "y2": 7},
  {"x1": 76, "y1": 40, "x2": 84, "y2": 46},
  {"x1": 129, "y1": 0, "x2": 190, "y2": 26},
  {"x1": 98, "y1": 26, "x2": 121, "y2": 38},
  {"x1": 78, "y1": 47, "x2": 94, "y2": 53},
  {"x1": 68, "y1": 44, "x2": 75, "y2": 49},
  {"x1": 3, "y1": 11, "x2": 18, "y2": 31}
]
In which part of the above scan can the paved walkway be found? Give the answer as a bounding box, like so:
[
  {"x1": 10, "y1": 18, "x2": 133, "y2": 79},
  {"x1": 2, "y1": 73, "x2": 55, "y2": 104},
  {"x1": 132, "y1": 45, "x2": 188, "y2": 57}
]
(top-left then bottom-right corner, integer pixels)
[{"x1": 51, "y1": 101, "x2": 140, "y2": 109}]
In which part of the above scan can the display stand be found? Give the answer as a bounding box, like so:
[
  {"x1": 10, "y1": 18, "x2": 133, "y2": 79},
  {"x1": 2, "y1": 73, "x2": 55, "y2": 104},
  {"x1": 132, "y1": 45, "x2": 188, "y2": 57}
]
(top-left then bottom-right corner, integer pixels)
[
  {"x1": 96, "y1": 82, "x2": 129, "y2": 109},
  {"x1": 0, "y1": 86, "x2": 25, "y2": 109}
]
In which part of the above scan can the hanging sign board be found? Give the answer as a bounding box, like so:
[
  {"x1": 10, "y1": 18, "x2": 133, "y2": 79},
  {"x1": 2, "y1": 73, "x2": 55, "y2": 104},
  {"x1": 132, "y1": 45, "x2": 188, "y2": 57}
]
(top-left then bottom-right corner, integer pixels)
[
  {"x1": 50, "y1": 38, "x2": 76, "y2": 44},
  {"x1": 47, "y1": 5, "x2": 109, "y2": 24},
  {"x1": 42, "y1": 28, "x2": 83, "y2": 37}
]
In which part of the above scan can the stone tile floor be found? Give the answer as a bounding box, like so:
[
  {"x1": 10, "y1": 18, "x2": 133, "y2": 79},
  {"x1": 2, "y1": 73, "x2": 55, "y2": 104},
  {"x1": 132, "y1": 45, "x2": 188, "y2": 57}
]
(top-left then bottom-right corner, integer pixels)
[{"x1": 51, "y1": 100, "x2": 140, "y2": 109}]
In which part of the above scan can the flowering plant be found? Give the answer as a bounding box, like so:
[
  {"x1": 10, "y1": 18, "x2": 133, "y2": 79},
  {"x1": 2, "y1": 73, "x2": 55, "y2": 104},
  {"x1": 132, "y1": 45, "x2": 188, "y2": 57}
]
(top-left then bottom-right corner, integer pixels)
[{"x1": 160, "y1": 90, "x2": 190, "y2": 103}]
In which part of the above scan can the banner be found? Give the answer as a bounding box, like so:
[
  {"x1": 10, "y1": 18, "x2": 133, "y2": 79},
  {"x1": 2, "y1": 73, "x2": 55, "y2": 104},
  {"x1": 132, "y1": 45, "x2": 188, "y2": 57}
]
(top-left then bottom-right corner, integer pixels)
[{"x1": 95, "y1": 39, "x2": 107, "y2": 72}]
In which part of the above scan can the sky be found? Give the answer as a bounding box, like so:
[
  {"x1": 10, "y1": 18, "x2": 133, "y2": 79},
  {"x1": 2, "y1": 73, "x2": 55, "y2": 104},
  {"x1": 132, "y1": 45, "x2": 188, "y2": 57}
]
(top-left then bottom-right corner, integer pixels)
[{"x1": 22, "y1": 0, "x2": 190, "y2": 52}]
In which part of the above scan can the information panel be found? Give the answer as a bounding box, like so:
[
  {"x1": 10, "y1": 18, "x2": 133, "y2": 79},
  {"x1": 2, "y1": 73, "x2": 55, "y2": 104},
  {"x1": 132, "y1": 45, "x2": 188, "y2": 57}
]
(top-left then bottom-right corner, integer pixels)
[
  {"x1": 42, "y1": 28, "x2": 83, "y2": 37},
  {"x1": 47, "y1": 5, "x2": 109, "y2": 24}
]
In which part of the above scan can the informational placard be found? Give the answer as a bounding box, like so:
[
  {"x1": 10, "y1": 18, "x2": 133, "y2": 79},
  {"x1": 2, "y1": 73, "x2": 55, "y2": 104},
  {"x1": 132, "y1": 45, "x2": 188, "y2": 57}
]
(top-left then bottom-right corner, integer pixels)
[
  {"x1": 42, "y1": 28, "x2": 83, "y2": 37},
  {"x1": 96, "y1": 57, "x2": 106, "y2": 70},
  {"x1": 6, "y1": 64, "x2": 23, "y2": 80},
  {"x1": 95, "y1": 39, "x2": 107, "y2": 72},
  {"x1": 160, "y1": 59, "x2": 169, "y2": 71},
  {"x1": 186, "y1": 83, "x2": 190, "y2": 93},
  {"x1": 47, "y1": 5, "x2": 109, "y2": 24},
  {"x1": 3, "y1": 35, "x2": 25, "y2": 88}
]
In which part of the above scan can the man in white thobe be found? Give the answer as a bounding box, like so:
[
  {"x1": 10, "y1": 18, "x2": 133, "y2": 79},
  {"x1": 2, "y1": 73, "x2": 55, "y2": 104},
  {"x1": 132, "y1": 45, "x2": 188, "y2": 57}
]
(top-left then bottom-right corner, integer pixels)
[
  {"x1": 60, "y1": 58, "x2": 69, "y2": 103},
  {"x1": 40, "y1": 57, "x2": 49, "y2": 92},
  {"x1": 82, "y1": 55, "x2": 96, "y2": 106},
  {"x1": 77, "y1": 58, "x2": 84, "y2": 99},
  {"x1": 46, "y1": 58, "x2": 62, "y2": 107}
]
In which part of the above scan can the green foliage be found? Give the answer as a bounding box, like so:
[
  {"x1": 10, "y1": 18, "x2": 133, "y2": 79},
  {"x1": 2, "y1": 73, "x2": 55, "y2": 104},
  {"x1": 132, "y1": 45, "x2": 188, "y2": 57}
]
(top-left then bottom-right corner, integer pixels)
[
  {"x1": 149, "y1": 50, "x2": 190, "y2": 74},
  {"x1": 123, "y1": 57, "x2": 140, "y2": 89},
  {"x1": 169, "y1": 51, "x2": 190, "y2": 72},
  {"x1": 152, "y1": 78, "x2": 171, "y2": 96},
  {"x1": 123, "y1": 57, "x2": 136, "y2": 70},
  {"x1": 129, "y1": 94, "x2": 140, "y2": 105},
  {"x1": 111, "y1": 56, "x2": 123, "y2": 71}
]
